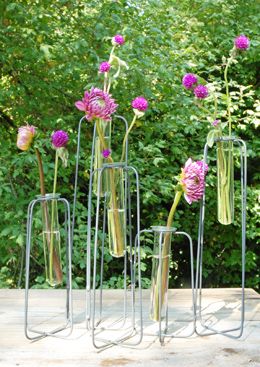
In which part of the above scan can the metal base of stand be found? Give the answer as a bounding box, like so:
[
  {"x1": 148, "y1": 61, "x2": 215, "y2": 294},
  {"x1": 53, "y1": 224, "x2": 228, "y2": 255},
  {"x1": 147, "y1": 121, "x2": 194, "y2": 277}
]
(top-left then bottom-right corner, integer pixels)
[
  {"x1": 139, "y1": 227, "x2": 196, "y2": 345},
  {"x1": 196, "y1": 137, "x2": 247, "y2": 338},
  {"x1": 25, "y1": 195, "x2": 73, "y2": 340},
  {"x1": 89, "y1": 163, "x2": 142, "y2": 350}
]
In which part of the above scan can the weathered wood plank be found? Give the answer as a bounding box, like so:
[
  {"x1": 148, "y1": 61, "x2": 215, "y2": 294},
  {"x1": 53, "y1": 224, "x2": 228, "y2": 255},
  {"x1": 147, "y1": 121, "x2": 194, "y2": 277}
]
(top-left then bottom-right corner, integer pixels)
[{"x1": 0, "y1": 289, "x2": 259, "y2": 367}]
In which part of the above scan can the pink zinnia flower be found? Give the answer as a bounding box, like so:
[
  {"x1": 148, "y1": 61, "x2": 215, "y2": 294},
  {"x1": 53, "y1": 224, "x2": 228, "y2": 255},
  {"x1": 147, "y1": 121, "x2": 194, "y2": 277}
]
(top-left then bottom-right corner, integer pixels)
[
  {"x1": 131, "y1": 96, "x2": 148, "y2": 111},
  {"x1": 182, "y1": 73, "x2": 198, "y2": 89},
  {"x1": 17, "y1": 125, "x2": 36, "y2": 151},
  {"x1": 99, "y1": 61, "x2": 111, "y2": 73},
  {"x1": 112, "y1": 34, "x2": 125, "y2": 46},
  {"x1": 75, "y1": 88, "x2": 118, "y2": 121},
  {"x1": 102, "y1": 149, "x2": 111, "y2": 158},
  {"x1": 194, "y1": 85, "x2": 208, "y2": 99},
  {"x1": 234, "y1": 35, "x2": 250, "y2": 50},
  {"x1": 52, "y1": 130, "x2": 69, "y2": 148},
  {"x1": 180, "y1": 158, "x2": 208, "y2": 204}
]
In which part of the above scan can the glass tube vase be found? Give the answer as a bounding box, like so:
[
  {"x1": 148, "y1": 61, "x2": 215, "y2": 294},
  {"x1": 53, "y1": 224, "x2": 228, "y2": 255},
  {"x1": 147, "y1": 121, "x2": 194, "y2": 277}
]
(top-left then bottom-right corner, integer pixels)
[
  {"x1": 40, "y1": 193, "x2": 63, "y2": 287},
  {"x1": 150, "y1": 226, "x2": 175, "y2": 322},
  {"x1": 93, "y1": 120, "x2": 111, "y2": 197},
  {"x1": 216, "y1": 139, "x2": 234, "y2": 225},
  {"x1": 105, "y1": 165, "x2": 126, "y2": 258}
]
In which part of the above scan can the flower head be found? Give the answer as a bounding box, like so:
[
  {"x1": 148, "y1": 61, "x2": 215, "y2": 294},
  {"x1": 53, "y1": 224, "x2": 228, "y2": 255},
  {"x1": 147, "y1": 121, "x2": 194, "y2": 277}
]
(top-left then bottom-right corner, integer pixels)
[
  {"x1": 75, "y1": 87, "x2": 118, "y2": 121},
  {"x1": 17, "y1": 125, "x2": 36, "y2": 151},
  {"x1": 102, "y1": 149, "x2": 111, "y2": 158},
  {"x1": 51, "y1": 130, "x2": 69, "y2": 148},
  {"x1": 212, "y1": 119, "x2": 220, "y2": 127},
  {"x1": 180, "y1": 158, "x2": 208, "y2": 204},
  {"x1": 182, "y1": 73, "x2": 198, "y2": 89},
  {"x1": 112, "y1": 34, "x2": 125, "y2": 46},
  {"x1": 99, "y1": 61, "x2": 111, "y2": 73},
  {"x1": 194, "y1": 85, "x2": 208, "y2": 99},
  {"x1": 234, "y1": 35, "x2": 250, "y2": 50},
  {"x1": 131, "y1": 96, "x2": 148, "y2": 111}
]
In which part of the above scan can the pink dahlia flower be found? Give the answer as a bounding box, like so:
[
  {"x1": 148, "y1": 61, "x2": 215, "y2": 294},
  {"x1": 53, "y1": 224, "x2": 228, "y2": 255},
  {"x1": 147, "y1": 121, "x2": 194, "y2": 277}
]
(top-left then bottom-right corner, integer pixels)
[
  {"x1": 180, "y1": 158, "x2": 208, "y2": 204},
  {"x1": 194, "y1": 85, "x2": 208, "y2": 99},
  {"x1": 234, "y1": 35, "x2": 250, "y2": 50},
  {"x1": 99, "y1": 61, "x2": 111, "y2": 73},
  {"x1": 131, "y1": 96, "x2": 148, "y2": 111},
  {"x1": 112, "y1": 34, "x2": 125, "y2": 46},
  {"x1": 75, "y1": 88, "x2": 118, "y2": 121},
  {"x1": 17, "y1": 125, "x2": 36, "y2": 151},
  {"x1": 52, "y1": 130, "x2": 69, "y2": 148},
  {"x1": 182, "y1": 73, "x2": 198, "y2": 89}
]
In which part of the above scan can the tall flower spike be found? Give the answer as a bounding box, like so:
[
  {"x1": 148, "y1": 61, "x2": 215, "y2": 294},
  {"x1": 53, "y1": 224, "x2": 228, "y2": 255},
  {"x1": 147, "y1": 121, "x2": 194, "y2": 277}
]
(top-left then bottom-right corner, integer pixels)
[
  {"x1": 180, "y1": 158, "x2": 208, "y2": 204},
  {"x1": 131, "y1": 96, "x2": 148, "y2": 111},
  {"x1": 17, "y1": 125, "x2": 36, "y2": 151},
  {"x1": 75, "y1": 88, "x2": 118, "y2": 121},
  {"x1": 99, "y1": 61, "x2": 111, "y2": 73},
  {"x1": 194, "y1": 85, "x2": 209, "y2": 99},
  {"x1": 234, "y1": 35, "x2": 250, "y2": 50},
  {"x1": 52, "y1": 130, "x2": 69, "y2": 148},
  {"x1": 112, "y1": 34, "x2": 125, "y2": 46},
  {"x1": 182, "y1": 73, "x2": 198, "y2": 89}
]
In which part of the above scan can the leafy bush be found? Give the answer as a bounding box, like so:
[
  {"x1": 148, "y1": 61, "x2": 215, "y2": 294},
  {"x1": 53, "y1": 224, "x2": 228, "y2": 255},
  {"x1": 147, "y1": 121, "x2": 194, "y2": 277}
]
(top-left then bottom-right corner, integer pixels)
[{"x1": 0, "y1": 0, "x2": 259, "y2": 290}]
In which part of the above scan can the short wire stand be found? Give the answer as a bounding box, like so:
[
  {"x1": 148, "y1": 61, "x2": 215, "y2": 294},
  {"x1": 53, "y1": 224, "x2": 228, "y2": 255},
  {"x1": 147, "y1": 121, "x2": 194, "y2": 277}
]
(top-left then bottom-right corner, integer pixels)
[
  {"x1": 195, "y1": 137, "x2": 247, "y2": 338},
  {"x1": 138, "y1": 226, "x2": 195, "y2": 345},
  {"x1": 25, "y1": 194, "x2": 73, "y2": 340}
]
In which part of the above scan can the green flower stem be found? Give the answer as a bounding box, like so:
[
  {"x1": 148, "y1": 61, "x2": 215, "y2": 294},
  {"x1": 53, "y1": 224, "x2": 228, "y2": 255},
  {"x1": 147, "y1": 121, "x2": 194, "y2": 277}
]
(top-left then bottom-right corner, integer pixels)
[
  {"x1": 120, "y1": 114, "x2": 137, "y2": 162},
  {"x1": 151, "y1": 190, "x2": 183, "y2": 321},
  {"x1": 224, "y1": 53, "x2": 234, "y2": 138},
  {"x1": 49, "y1": 151, "x2": 62, "y2": 285},
  {"x1": 96, "y1": 120, "x2": 124, "y2": 256},
  {"x1": 35, "y1": 148, "x2": 62, "y2": 284},
  {"x1": 217, "y1": 141, "x2": 233, "y2": 224}
]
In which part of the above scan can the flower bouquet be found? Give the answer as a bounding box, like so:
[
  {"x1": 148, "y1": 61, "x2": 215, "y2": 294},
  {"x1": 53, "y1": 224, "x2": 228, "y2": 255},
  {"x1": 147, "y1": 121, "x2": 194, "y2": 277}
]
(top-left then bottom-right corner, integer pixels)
[
  {"x1": 17, "y1": 126, "x2": 69, "y2": 286},
  {"x1": 150, "y1": 158, "x2": 208, "y2": 321},
  {"x1": 75, "y1": 34, "x2": 148, "y2": 257},
  {"x1": 182, "y1": 34, "x2": 250, "y2": 225}
]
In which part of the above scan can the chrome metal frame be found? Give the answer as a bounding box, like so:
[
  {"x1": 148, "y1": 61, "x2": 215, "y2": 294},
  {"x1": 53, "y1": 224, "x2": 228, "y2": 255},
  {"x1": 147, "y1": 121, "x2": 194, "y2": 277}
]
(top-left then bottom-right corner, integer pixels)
[
  {"x1": 138, "y1": 227, "x2": 196, "y2": 345},
  {"x1": 195, "y1": 137, "x2": 247, "y2": 338},
  {"x1": 72, "y1": 116, "x2": 142, "y2": 349},
  {"x1": 25, "y1": 194, "x2": 73, "y2": 340}
]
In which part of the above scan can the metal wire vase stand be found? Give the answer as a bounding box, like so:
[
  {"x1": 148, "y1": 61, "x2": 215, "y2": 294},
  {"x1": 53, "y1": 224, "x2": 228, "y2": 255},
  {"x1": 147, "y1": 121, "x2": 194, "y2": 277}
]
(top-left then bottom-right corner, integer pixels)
[
  {"x1": 138, "y1": 226, "x2": 195, "y2": 345},
  {"x1": 196, "y1": 137, "x2": 247, "y2": 338},
  {"x1": 25, "y1": 194, "x2": 73, "y2": 340},
  {"x1": 72, "y1": 116, "x2": 142, "y2": 349}
]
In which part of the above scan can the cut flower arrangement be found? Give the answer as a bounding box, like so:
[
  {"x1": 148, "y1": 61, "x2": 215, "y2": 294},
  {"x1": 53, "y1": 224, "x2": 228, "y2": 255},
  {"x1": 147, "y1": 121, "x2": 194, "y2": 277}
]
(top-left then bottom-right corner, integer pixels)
[
  {"x1": 150, "y1": 158, "x2": 208, "y2": 321},
  {"x1": 75, "y1": 34, "x2": 148, "y2": 257},
  {"x1": 182, "y1": 34, "x2": 250, "y2": 225},
  {"x1": 17, "y1": 125, "x2": 69, "y2": 286}
]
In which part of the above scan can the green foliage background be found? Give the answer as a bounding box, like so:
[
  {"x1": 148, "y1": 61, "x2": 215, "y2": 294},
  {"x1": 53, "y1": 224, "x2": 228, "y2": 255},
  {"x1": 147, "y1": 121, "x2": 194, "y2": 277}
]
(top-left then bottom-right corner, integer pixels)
[{"x1": 0, "y1": 0, "x2": 259, "y2": 290}]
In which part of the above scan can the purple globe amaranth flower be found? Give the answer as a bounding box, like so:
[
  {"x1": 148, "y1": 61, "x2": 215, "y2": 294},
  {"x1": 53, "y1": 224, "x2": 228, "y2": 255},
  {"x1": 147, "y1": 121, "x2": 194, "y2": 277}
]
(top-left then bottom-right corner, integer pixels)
[
  {"x1": 182, "y1": 73, "x2": 198, "y2": 89},
  {"x1": 212, "y1": 119, "x2": 220, "y2": 127},
  {"x1": 131, "y1": 96, "x2": 148, "y2": 111},
  {"x1": 99, "y1": 61, "x2": 111, "y2": 73},
  {"x1": 194, "y1": 85, "x2": 209, "y2": 99},
  {"x1": 112, "y1": 34, "x2": 125, "y2": 46},
  {"x1": 75, "y1": 88, "x2": 118, "y2": 122},
  {"x1": 17, "y1": 125, "x2": 36, "y2": 151},
  {"x1": 102, "y1": 149, "x2": 111, "y2": 158},
  {"x1": 234, "y1": 34, "x2": 250, "y2": 50},
  {"x1": 180, "y1": 158, "x2": 208, "y2": 205},
  {"x1": 51, "y1": 130, "x2": 69, "y2": 148}
]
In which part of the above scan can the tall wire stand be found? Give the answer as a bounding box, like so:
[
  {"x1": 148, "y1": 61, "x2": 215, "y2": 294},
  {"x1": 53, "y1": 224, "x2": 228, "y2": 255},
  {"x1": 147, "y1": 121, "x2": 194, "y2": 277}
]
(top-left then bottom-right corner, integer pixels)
[{"x1": 195, "y1": 137, "x2": 247, "y2": 338}]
